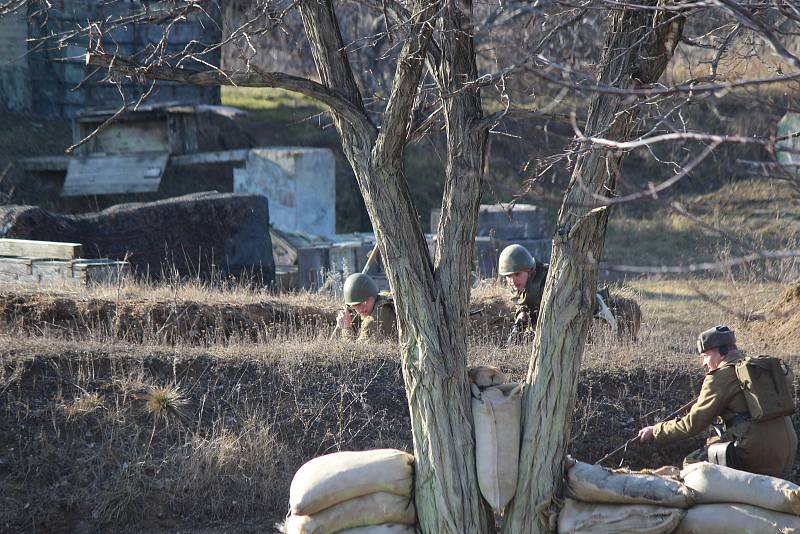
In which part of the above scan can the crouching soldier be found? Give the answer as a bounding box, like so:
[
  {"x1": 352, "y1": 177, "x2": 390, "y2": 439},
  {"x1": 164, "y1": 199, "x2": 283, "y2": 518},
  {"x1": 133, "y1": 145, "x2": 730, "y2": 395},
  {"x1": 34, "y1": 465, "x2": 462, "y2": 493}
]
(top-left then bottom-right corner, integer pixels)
[
  {"x1": 497, "y1": 245, "x2": 624, "y2": 343},
  {"x1": 337, "y1": 273, "x2": 397, "y2": 342},
  {"x1": 498, "y1": 244, "x2": 548, "y2": 342},
  {"x1": 638, "y1": 325, "x2": 798, "y2": 477}
]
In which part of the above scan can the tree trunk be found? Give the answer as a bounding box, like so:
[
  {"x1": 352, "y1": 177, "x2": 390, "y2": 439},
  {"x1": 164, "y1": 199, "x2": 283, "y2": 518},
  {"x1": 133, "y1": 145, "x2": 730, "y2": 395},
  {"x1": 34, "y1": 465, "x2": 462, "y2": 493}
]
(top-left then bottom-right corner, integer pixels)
[
  {"x1": 503, "y1": 4, "x2": 684, "y2": 533},
  {"x1": 297, "y1": 0, "x2": 492, "y2": 531}
]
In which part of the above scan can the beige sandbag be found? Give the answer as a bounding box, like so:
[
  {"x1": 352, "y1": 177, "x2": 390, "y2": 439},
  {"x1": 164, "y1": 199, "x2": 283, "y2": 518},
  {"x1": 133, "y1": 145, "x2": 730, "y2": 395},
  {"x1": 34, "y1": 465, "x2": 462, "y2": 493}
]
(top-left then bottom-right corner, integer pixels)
[
  {"x1": 290, "y1": 449, "x2": 414, "y2": 516},
  {"x1": 566, "y1": 460, "x2": 694, "y2": 508},
  {"x1": 469, "y1": 365, "x2": 507, "y2": 388},
  {"x1": 676, "y1": 503, "x2": 800, "y2": 534},
  {"x1": 337, "y1": 524, "x2": 415, "y2": 533},
  {"x1": 472, "y1": 382, "x2": 522, "y2": 511},
  {"x1": 285, "y1": 492, "x2": 415, "y2": 534},
  {"x1": 558, "y1": 498, "x2": 685, "y2": 534},
  {"x1": 681, "y1": 462, "x2": 800, "y2": 515}
]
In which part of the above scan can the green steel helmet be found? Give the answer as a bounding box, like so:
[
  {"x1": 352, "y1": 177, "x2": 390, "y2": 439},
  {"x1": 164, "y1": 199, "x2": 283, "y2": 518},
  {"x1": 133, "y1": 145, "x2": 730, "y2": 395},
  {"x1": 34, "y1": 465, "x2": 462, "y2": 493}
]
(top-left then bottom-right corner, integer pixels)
[
  {"x1": 697, "y1": 325, "x2": 736, "y2": 354},
  {"x1": 498, "y1": 244, "x2": 535, "y2": 276},
  {"x1": 343, "y1": 273, "x2": 379, "y2": 305}
]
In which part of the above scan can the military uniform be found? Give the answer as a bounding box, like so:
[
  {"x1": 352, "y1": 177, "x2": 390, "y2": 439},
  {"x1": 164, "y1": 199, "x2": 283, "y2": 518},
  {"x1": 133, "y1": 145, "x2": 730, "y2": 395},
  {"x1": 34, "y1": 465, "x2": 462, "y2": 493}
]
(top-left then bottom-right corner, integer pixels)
[
  {"x1": 652, "y1": 349, "x2": 797, "y2": 477},
  {"x1": 511, "y1": 261, "x2": 548, "y2": 333},
  {"x1": 341, "y1": 294, "x2": 397, "y2": 342}
]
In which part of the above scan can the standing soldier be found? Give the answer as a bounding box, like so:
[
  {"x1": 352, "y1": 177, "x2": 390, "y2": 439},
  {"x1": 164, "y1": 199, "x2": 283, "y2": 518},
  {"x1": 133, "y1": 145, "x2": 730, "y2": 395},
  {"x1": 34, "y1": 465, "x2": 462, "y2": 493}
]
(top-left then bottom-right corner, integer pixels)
[
  {"x1": 638, "y1": 325, "x2": 797, "y2": 477},
  {"x1": 337, "y1": 273, "x2": 397, "y2": 342}
]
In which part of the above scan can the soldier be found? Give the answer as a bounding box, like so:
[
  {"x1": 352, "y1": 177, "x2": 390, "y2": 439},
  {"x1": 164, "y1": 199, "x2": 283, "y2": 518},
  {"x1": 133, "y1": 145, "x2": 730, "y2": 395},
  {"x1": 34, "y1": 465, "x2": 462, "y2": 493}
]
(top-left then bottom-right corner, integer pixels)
[
  {"x1": 498, "y1": 244, "x2": 549, "y2": 340},
  {"x1": 638, "y1": 325, "x2": 797, "y2": 477},
  {"x1": 499, "y1": 244, "x2": 638, "y2": 341},
  {"x1": 336, "y1": 273, "x2": 397, "y2": 342}
]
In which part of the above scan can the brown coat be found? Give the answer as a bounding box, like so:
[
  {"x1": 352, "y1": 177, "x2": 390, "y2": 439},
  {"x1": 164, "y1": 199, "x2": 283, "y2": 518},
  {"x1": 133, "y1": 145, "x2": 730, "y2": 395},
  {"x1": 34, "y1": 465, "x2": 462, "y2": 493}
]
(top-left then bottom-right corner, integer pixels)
[
  {"x1": 653, "y1": 350, "x2": 797, "y2": 477},
  {"x1": 341, "y1": 295, "x2": 397, "y2": 343}
]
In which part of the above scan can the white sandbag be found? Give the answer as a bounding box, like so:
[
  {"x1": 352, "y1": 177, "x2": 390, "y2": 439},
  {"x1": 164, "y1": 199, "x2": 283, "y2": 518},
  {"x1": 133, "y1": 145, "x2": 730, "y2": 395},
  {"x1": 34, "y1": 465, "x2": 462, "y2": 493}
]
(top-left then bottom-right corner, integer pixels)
[
  {"x1": 681, "y1": 462, "x2": 800, "y2": 515},
  {"x1": 337, "y1": 524, "x2": 415, "y2": 534},
  {"x1": 566, "y1": 460, "x2": 694, "y2": 508},
  {"x1": 285, "y1": 492, "x2": 415, "y2": 534},
  {"x1": 675, "y1": 503, "x2": 800, "y2": 534},
  {"x1": 472, "y1": 383, "x2": 522, "y2": 511},
  {"x1": 290, "y1": 449, "x2": 414, "y2": 516},
  {"x1": 469, "y1": 365, "x2": 507, "y2": 388},
  {"x1": 558, "y1": 498, "x2": 685, "y2": 534}
]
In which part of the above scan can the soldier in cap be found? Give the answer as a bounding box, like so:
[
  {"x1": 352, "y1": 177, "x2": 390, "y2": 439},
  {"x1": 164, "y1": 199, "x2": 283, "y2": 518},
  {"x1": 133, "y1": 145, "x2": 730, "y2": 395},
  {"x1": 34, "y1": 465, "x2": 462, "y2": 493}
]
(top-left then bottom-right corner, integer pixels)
[
  {"x1": 337, "y1": 273, "x2": 397, "y2": 342},
  {"x1": 638, "y1": 325, "x2": 797, "y2": 477}
]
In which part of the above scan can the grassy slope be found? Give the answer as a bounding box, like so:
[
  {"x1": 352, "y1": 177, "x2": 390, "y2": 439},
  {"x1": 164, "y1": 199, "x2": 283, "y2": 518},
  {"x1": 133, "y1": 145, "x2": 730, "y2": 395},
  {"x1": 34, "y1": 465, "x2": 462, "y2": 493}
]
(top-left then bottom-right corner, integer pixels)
[{"x1": 2, "y1": 274, "x2": 799, "y2": 532}]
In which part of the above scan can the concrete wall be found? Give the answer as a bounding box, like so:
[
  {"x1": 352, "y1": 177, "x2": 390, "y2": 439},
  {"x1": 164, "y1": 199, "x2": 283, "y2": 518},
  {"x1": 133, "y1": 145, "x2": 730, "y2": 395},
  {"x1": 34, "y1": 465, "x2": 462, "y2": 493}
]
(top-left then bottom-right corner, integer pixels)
[
  {"x1": 0, "y1": 8, "x2": 31, "y2": 112},
  {"x1": 234, "y1": 148, "x2": 337, "y2": 237},
  {"x1": 24, "y1": 1, "x2": 221, "y2": 117}
]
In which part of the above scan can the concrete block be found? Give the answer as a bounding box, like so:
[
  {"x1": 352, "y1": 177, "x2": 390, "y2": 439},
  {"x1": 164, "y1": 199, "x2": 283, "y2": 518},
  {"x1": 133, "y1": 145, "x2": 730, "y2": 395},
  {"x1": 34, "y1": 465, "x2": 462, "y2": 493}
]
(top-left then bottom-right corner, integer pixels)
[
  {"x1": 235, "y1": 147, "x2": 336, "y2": 237},
  {"x1": 475, "y1": 237, "x2": 502, "y2": 278},
  {"x1": 431, "y1": 203, "x2": 550, "y2": 240},
  {"x1": 296, "y1": 246, "x2": 330, "y2": 290},
  {"x1": 329, "y1": 241, "x2": 360, "y2": 276},
  {"x1": 778, "y1": 112, "x2": 800, "y2": 171}
]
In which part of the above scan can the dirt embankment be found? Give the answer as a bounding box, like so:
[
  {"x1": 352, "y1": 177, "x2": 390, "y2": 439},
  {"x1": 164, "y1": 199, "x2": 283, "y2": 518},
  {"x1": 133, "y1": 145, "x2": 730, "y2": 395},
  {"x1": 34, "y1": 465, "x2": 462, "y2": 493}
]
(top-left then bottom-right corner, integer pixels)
[
  {"x1": 749, "y1": 280, "x2": 800, "y2": 350},
  {"x1": 0, "y1": 292, "x2": 339, "y2": 343},
  {"x1": 0, "y1": 288, "x2": 518, "y2": 345},
  {"x1": 0, "y1": 342, "x2": 725, "y2": 533}
]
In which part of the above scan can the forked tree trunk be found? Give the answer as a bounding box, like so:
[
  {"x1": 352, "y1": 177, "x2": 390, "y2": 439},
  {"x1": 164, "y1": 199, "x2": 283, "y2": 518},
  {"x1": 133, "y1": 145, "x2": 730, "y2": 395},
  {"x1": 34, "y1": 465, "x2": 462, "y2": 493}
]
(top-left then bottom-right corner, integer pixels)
[
  {"x1": 298, "y1": 0, "x2": 493, "y2": 531},
  {"x1": 503, "y1": 4, "x2": 684, "y2": 533}
]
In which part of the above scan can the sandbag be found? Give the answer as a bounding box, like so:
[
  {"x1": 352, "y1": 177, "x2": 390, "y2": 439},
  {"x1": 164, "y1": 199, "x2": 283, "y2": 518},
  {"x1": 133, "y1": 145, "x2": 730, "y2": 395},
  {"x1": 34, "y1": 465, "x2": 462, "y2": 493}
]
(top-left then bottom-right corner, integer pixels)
[
  {"x1": 285, "y1": 492, "x2": 415, "y2": 534},
  {"x1": 472, "y1": 383, "x2": 522, "y2": 511},
  {"x1": 290, "y1": 449, "x2": 414, "y2": 516},
  {"x1": 558, "y1": 498, "x2": 685, "y2": 534},
  {"x1": 566, "y1": 460, "x2": 694, "y2": 508},
  {"x1": 681, "y1": 461, "x2": 800, "y2": 514},
  {"x1": 337, "y1": 524, "x2": 415, "y2": 534},
  {"x1": 676, "y1": 503, "x2": 800, "y2": 534},
  {"x1": 468, "y1": 365, "x2": 507, "y2": 388}
]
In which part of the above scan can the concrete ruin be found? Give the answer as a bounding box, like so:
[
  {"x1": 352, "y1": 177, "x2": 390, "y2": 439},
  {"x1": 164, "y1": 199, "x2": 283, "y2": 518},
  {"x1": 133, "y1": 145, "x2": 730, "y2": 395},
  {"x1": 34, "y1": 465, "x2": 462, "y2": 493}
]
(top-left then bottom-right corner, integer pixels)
[
  {"x1": 0, "y1": 192, "x2": 275, "y2": 282},
  {"x1": 0, "y1": 2, "x2": 221, "y2": 117},
  {"x1": 431, "y1": 203, "x2": 553, "y2": 277}
]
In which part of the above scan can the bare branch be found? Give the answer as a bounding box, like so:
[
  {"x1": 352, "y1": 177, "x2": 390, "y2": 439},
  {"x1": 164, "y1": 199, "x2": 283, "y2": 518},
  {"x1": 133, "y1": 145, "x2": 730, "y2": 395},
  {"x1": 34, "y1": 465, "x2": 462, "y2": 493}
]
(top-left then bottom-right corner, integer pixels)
[
  {"x1": 376, "y1": 0, "x2": 438, "y2": 159},
  {"x1": 601, "y1": 249, "x2": 800, "y2": 273},
  {"x1": 85, "y1": 51, "x2": 374, "y2": 135}
]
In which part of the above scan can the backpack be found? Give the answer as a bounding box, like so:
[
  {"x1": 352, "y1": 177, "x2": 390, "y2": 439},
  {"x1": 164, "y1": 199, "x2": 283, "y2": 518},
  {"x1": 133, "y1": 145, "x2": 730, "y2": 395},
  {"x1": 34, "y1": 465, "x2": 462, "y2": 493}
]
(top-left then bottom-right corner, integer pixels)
[{"x1": 734, "y1": 356, "x2": 796, "y2": 422}]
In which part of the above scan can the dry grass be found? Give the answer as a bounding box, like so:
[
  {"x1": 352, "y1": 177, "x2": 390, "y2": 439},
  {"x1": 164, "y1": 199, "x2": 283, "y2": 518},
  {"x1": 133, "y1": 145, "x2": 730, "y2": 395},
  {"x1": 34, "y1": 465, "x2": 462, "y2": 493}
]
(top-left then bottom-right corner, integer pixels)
[{"x1": 2, "y1": 267, "x2": 800, "y2": 532}]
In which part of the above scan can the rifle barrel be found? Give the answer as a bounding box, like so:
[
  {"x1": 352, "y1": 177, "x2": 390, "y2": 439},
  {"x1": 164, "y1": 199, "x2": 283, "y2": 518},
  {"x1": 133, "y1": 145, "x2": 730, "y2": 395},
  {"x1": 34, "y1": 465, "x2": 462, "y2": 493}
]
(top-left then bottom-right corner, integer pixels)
[{"x1": 594, "y1": 397, "x2": 698, "y2": 466}]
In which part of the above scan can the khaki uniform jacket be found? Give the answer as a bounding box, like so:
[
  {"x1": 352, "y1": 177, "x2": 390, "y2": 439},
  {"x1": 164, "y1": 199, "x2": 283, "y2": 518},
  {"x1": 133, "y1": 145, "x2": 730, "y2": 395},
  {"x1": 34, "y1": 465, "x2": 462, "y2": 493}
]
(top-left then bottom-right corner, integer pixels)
[
  {"x1": 341, "y1": 295, "x2": 397, "y2": 343},
  {"x1": 653, "y1": 350, "x2": 798, "y2": 477},
  {"x1": 512, "y1": 261, "x2": 548, "y2": 331}
]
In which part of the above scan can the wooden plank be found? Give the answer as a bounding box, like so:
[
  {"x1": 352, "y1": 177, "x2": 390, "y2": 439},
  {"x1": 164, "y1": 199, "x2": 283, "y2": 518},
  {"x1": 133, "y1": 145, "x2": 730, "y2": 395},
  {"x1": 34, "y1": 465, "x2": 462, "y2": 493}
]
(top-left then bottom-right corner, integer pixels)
[
  {"x1": 169, "y1": 149, "x2": 250, "y2": 167},
  {"x1": 62, "y1": 152, "x2": 170, "y2": 196},
  {"x1": 0, "y1": 257, "x2": 128, "y2": 287},
  {"x1": 0, "y1": 239, "x2": 82, "y2": 260},
  {"x1": 16, "y1": 156, "x2": 71, "y2": 172}
]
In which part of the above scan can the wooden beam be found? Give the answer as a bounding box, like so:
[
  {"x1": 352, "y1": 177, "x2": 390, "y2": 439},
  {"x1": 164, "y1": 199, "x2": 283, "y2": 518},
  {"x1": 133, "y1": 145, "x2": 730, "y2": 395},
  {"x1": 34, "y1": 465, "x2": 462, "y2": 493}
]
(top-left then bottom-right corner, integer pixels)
[
  {"x1": 0, "y1": 239, "x2": 83, "y2": 260},
  {"x1": 169, "y1": 149, "x2": 250, "y2": 166},
  {"x1": 16, "y1": 156, "x2": 71, "y2": 171}
]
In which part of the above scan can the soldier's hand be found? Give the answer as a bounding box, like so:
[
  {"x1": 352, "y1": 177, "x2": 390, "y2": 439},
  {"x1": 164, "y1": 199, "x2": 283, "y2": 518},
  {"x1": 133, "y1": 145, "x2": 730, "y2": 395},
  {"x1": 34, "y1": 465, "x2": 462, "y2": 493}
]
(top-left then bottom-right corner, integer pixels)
[
  {"x1": 638, "y1": 426, "x2": 655, "y2": 443},
  {"x1": 336, "y1": 309, "x2": 353, "y2": 328}
]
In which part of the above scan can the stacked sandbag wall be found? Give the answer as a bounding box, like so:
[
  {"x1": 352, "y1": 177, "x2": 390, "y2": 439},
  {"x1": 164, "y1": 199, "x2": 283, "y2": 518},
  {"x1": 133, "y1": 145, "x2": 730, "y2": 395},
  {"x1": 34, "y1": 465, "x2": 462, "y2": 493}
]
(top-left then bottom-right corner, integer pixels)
[
  {"x1": 285, "y1": 449, "x2": 416, "y2": 534},
  {"x1": 559, "y1": 459, "x2": 800, "y2": 534}
]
